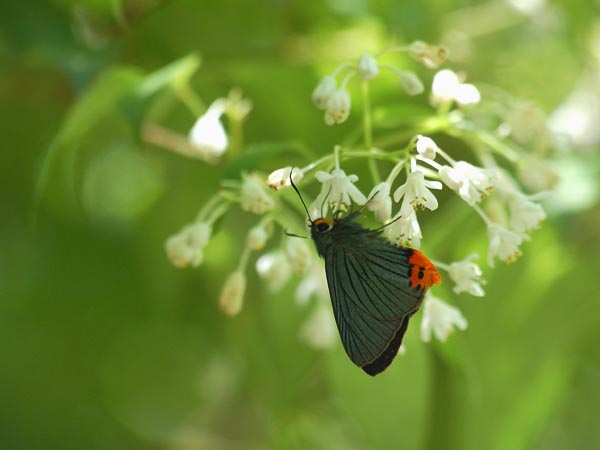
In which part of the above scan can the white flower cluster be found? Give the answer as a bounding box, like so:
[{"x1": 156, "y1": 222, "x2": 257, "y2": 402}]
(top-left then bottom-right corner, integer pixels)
[
  {"x1": 311, "y1": 41, "x2": 449, "y2": 126},
  {"x1": 162, "y1": 43, "x2": 555, "y2": 355}
]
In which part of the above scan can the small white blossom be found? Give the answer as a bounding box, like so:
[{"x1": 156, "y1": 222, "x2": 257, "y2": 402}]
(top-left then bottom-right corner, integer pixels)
[
  {"x1": 188, "y1": 99, "x2": 228, "y2": 160},
  {"x1": 299, "y1": 304, "x2": 338, "y2": 350},
  {"x1": 408, "y1": 40, "x2": 449, "y2": 68},
  {"x1": 367, "y1": 182, "x2": 392, "y2": 222},
  {"x1": 295, "y1": 263, "x2": 329, "y2": 306},
  {"x1": 246, "y1": 222, "x2": 271, "y2": 251},
  {"x1": 420, "y1": 294, "x2": 468, "y2": 342},
  {"x1": 358, "y1": 51, "x2": 379, "y2": 80},
  {"x1": 431, "y1": 69, "x2": 480, "y2": 107},
  {"x1": 285, "y1": 238, "x2": 312, "y2": 275},
  {"x1": 219, "y1": 271, "x2": 246, "y2": 316},
  {"x1": 267, "y1": 166, "x2": 304, "y2": 191},
  {"x1": 507, "y1": 192, "x2": 546, "y2": 232},
  {"x1": 165, "y1": 222, "x2": 212, "y2": 268},
  {"x1": 448, "y1": 254, "x2": 486, "y2": 297},
  {"x1": 313, "y1": 168, "x2": 367, "y2": 214},
  {"x1": 256, "y1": 251, "x2": 292, "y2": 292},
  {"x1": 312, "y1": 76, "x2": 337, "y2": 110},
  {"x1": 324, "y1": 88, "x2": 351, "y2": 125},
  {"x1": 393, "y1": 170, "x2": 442, "y2": 211},
  {"x1": 387, "y1": 206, "x2": 422, "y2": 249},
  {"x1": 439, "y1": 161, "x2": 498, "y2": 206},
  {"x1": 487, "y1": 223, "x2": 529, "y2": 267},
  {"x1": 517, "y1": 155, "x2": 558, "y2": 192},
  {"x1": 398, "y1": 71, "x2": 425, "y2": 96},
  {"x1": 241, "y1": 174, "x2": 275, "y2": 214},
  {"x1": 415, "y1": 135, "x2": 439, "y2": 160}
]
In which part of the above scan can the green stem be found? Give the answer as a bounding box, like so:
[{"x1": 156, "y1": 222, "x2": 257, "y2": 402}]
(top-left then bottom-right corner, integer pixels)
[
  {"x1": 424, "y1": 344, "x2": 467, "y2": 450},
  {"x1": 227, "y1": 116, "x2": 244, "y2": 159},
  {"x1": 361, "y1": 80, "x2": 381, "y2": 184},
  {"x1": 175, "y1": 82, "x2": 205, "y2": 118}
]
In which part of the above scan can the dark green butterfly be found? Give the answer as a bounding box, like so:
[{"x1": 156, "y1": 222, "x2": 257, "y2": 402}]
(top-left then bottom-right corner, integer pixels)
[{"x1": 291, "y1": 175, "x2": 441, "y2": 376}]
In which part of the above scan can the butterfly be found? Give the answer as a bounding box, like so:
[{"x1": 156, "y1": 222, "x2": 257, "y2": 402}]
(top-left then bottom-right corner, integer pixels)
[{"x1": 290, "y1": 174, "x2": 441, "y2": 376}]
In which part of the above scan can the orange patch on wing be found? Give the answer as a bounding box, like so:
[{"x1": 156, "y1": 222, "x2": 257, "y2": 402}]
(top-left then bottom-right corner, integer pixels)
[{"x1": 408, "y1": 249, "x2": 442, "y2": 290}]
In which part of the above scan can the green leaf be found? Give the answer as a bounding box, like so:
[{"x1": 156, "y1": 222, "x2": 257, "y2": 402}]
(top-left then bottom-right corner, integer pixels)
[
  {"x1": 34, "y1": 67, "x2": 143, "y2": 220},
  {"x1": 120, "y1": 53, "x2": 202, "y2": 132}
]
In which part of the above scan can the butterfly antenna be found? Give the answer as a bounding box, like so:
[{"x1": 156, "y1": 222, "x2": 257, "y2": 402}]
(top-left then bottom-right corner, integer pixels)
[{"x1": 289, "y1": 168, "x2": 313, "y2": 223}]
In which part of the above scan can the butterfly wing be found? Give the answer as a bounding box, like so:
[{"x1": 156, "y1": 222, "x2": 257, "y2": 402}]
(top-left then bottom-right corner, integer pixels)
[{"x1": 324, "y1": 235, "x2": 438, "y2": 375}]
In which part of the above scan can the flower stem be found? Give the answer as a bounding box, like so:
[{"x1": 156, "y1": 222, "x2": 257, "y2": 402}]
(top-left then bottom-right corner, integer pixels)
[
  {"x1": 175, "y1": 82, "x2": 206, "y2": 118},
  {"x1": 361, "y1": 80, "x2": 381, "y2": 184},
  {"x1": 424, "y1": 344, "x2": 467, "y2": 450}
]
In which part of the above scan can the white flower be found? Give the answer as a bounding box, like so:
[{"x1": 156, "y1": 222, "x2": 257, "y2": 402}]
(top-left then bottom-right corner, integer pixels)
[
  {"x1": 420, "y1": 294, "x2": 468, "y2": 343},
  {"x1": 367, "y1": 182, "x2": 392, "y2": 222},
  {"x1": 299, "y1": 304, "x2": 338, "y2": 350},
  {"x1": 517, "y1": 156, "x2": 558, "y2": 192},
  {"x1": 188, "y1": 99, "x2": 228, "y2": 160},
  {"x1": 256, "y1": 251, "x2": 292, "y2": 292},
  {"x1": 448, "y1": 254, "x2": 486, "y2": 297},
  {"x1": 393, "y1": 170, "x2": 442, "y2": 211},
  {"x1": 312, "y1": 76, "x2": 337, "y2": 110},
  {"x1": 165, "y1": 222, "x2": 212, "y2": 268},
  {"x1": 408, "y1": 40, "x2": 449, "y2": 68},
  {"x1": 431, "y1": 69, "x2": 480, "y2": 107},
  {"x1": 415, "y1": 135, "x2": 439, "y2": 160},
  {"x1": 285, "y1": 238, "x2": 312, "y2": 275},
  {"x1": 313, "y1": 168, "x2": 367, "y2": 215},
  {"x1": 267, "y1": 166, "x2": 304, "y2": 191},
  {"x1": 487, "y1": 223, "x2": 529, "y2": 267},
  {"x1": 387, "y1": 206, "x2": 422, "y2": 249},
  {"x1": 246, "y1": 222, "x2": 271, "y2": 251},
  {"x1": 439, "y1": 161, "x2": 498, "y2": 206},
  {"x1": 507, "y1": 192, "x2": 546, "y2": 232},
  {"x1": 358, "y1": 51, "x2": 379, "y2": 80},
  {"x1": 295, "y1": 263, "x2": 329, "y2": 306},
  {"x1": 241, "y1": 174, "x2": 275, "y2": 214},
  {"x1": 219, "y1": 271, "x2": 246, "y2": 316},
  {"x1": 324, "y1": 88, "x2": 351, "y2": 125},
  {"x1": 398, "y1": 71, "x2": 424, "y2": 96}
]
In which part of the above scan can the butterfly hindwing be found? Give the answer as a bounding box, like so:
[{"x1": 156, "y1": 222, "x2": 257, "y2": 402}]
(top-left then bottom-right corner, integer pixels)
[{"x1": 324, "y1": 233, "x2": 427, "y2": 372}]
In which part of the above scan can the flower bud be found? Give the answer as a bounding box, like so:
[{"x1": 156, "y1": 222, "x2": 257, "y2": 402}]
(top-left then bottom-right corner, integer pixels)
[
  {"x1": 357, "y1": 51, "x2": 379, "y2": 80},
  {"x1": 408, "y1": 41, "x2": 449, "y2": 69},
  {"x1": 241, "y1": 174, "x2": 275, "y2": 214},
  {"x1": 399, "y1": 71, "x2": 424, "y2": 96},
  {"x1": 324, "y1": 88, "x2": 351, "y2": 126},
  {"x1": 219, "y1": 271, "x2": 246, "y2": 316},
  {"x1": 267, "y1": 166, "x2": 304, "y2": 191},
  {"x1": 312, "y1": 76, "x2": 337, "y2": 110}
]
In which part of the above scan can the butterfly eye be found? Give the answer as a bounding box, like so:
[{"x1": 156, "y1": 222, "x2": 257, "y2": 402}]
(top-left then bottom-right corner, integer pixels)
[{"x1": 316, "y1": 221, "x2": 333, "y2": 233}]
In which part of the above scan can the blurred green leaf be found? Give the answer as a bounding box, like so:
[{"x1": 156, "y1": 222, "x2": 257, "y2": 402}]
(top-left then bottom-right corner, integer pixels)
[{"x1": 82, "y1": 144, "x2": 165, "y2": 228}]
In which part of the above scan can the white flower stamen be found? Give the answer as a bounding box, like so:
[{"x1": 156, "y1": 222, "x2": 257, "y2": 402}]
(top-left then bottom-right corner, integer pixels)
[
  {"x1": 439, "y1": 161, "x2": 498, "y2": 205},
  {"x1": 487, "y1": 223, "x2": 529, "y2": 267},
  {"x1": 313, "y1": 168, "x2": 367, "y2": 215},
  {"x1": 393, "y1": 170, "x2": 442, "y2": 211}
]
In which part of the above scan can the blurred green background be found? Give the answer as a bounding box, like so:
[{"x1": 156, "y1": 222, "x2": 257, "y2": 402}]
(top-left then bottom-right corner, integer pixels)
[{"x1": 2, "y1": 1, "x2": 600, "y2": 449}]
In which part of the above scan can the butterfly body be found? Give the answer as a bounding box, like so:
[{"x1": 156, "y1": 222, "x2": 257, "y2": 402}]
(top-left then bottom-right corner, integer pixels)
[{"x1": 310, "y1": 212, "x2": 441, "y2": 376}]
